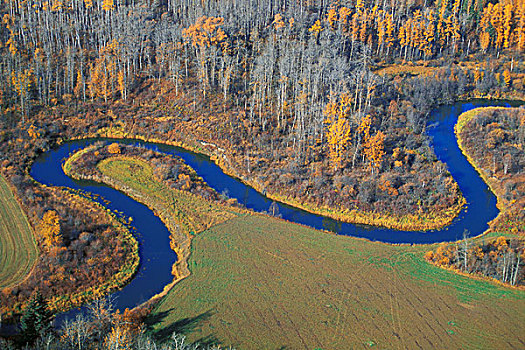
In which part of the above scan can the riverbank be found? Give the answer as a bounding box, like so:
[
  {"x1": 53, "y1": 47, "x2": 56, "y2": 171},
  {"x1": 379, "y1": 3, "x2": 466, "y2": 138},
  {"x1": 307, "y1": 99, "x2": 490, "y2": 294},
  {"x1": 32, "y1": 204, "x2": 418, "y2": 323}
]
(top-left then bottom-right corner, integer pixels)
[
  {"x1": 17, "y1": 99, "x2": 516, "y2": 324},
  {"x1": 455, "y1": 106, "x2": 524, "y2": 234},
  {"x1": 63, "y1": 143, "x2": 245, "y2": 307},
  {"x1": 423, "y1": 106, "x2": 524, "y2": 288},
  {"x1": 22, "y1": 100, "x2": 524, "y2": 348},
  {"x1": 67, "y1": 128, "x2": 465, "y2": 232},
  {"x1": 0, "y1": 184, "x2": 139, "y2": 319}
]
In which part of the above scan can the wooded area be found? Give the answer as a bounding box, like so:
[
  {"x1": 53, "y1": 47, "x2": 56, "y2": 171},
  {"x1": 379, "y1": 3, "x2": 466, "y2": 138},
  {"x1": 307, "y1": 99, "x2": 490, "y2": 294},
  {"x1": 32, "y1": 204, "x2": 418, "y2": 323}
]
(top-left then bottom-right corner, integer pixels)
[
  {"x1": 1, "y1": 293, "x2": 219, "y2": 349},
  {"x1": 1, "y1": 0, "x2": 523, "y2": 228},
  {"x1": 0, "y1": 0, "x2": 524, "y2": 339}
]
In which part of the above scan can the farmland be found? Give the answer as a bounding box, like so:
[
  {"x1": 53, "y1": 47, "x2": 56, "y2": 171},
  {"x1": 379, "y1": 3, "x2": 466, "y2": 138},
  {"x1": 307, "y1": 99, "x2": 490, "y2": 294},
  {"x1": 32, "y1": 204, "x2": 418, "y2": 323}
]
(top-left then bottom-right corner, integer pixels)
[
  {"x1": 150, "y1": 215, "x2": 525, "y2": 349},
  {"x1": 0, "y1": 174, "x2": 38, "y2": 289}
]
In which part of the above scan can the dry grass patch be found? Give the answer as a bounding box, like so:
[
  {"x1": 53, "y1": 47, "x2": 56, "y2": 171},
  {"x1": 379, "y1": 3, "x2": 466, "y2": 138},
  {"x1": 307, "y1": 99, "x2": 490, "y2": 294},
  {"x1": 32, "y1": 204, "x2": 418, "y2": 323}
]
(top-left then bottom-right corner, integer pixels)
[
  {"x1": 374, "y1": 64, "x2": 436, "y2": 77},
  {"x1": 97, "y1": 156, "x2": 241, "y2": 237}
]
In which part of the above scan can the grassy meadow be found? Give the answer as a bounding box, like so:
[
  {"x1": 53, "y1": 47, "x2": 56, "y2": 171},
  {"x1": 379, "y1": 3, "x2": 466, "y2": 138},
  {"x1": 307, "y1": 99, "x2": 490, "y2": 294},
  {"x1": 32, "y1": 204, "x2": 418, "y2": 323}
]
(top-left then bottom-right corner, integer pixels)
[
  {"x1": 97, "y1": 156, "x2": 241, "y2": 237},
  {"x1": 150, "y1": 215, "x2": 525, "y2": 349},
  {"x1": 0, "y1": 174, "x2": 38, "y2": 288},
  {"x1": 95, "y1": 155, "x2": 244, "y2": 285}
]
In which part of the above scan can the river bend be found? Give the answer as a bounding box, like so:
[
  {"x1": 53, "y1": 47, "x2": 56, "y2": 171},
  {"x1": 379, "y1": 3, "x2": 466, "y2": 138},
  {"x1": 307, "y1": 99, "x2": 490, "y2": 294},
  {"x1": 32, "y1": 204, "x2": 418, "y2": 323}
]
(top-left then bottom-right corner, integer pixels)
[{"x1": 30, "y1": 100, "x2": 518, "y2": 314}]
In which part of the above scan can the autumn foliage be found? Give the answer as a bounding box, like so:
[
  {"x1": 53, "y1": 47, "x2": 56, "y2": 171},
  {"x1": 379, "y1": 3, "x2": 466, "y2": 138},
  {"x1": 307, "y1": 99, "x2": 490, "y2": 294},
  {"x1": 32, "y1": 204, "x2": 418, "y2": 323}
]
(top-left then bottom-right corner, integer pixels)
[
  {"x1": 39, "y1": 210, "x2": 62, "y2": 248},
  {"x1": 426, "y1": 236, "x2": 524, "y2": 286},
  {"x1": 324, "y1": 93, "x2": 352, "y2": 170}
]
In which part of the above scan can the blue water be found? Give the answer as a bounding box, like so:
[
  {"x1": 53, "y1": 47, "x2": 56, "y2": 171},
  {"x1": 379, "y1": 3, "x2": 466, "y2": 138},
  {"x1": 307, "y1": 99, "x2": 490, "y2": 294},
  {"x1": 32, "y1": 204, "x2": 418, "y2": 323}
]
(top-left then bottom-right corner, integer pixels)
[{"x1": 28, "y1": 99, "x2": 521, "y2": 319}]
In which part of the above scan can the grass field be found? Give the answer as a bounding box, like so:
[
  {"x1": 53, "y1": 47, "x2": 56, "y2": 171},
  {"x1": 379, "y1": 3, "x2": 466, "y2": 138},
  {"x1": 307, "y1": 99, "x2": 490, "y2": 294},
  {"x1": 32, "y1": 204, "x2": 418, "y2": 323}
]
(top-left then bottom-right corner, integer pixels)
[
  {"x1": 0, "y1": 174, "x2": 38, "y2": 288},
  {"x1": 150, "y1": 215, "x2": 525, "y2": 349}
]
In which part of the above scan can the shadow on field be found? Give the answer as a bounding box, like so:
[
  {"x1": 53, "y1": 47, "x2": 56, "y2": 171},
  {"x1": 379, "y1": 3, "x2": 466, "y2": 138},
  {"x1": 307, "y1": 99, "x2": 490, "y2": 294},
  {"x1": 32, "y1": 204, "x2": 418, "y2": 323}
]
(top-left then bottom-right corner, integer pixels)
[{"x1": 147, "y1": 309, "x2": 215, "y2": 342}]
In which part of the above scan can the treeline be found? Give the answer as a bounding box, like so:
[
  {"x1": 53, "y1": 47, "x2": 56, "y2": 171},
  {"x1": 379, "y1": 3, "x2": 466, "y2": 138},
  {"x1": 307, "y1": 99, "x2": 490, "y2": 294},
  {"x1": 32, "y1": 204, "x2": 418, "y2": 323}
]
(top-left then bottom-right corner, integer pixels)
[
  {"x1": 426, "y1": 235, "x2": 524, "y2": 286},
  {"x1": 1, "y1": 294, "x2": 229, "y2": 349}
]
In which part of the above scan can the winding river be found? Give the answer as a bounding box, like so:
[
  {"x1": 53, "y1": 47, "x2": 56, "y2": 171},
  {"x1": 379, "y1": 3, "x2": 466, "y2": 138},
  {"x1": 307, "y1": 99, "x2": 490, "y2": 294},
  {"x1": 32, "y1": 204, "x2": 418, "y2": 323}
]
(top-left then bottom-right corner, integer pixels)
[{"x1": 29, "y1": 99, "x2": 520, "y2": 318}]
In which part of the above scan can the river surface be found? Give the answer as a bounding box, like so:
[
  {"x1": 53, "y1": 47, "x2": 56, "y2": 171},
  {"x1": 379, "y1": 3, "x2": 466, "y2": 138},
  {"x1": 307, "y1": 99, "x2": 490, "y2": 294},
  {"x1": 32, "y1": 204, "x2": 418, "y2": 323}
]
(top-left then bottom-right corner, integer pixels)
[{"x1": 28, "y1": 99, "x2": 519, "y2": 320}]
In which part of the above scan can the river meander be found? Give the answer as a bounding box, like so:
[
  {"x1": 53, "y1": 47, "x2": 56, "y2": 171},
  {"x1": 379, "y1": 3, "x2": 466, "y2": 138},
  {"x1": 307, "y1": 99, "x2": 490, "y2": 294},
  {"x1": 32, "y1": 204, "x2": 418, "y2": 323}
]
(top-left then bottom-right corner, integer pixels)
[{"x1": 29, "y1": 99, "x2": 520, "y2": 317}]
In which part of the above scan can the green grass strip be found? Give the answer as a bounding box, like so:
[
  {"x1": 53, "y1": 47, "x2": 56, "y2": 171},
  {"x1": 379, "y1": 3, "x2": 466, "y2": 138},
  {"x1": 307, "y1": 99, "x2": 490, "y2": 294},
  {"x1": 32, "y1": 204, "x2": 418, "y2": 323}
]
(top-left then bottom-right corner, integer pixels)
[{"x1": 0, "y1": 174, "x2": 38, "y2": 288}]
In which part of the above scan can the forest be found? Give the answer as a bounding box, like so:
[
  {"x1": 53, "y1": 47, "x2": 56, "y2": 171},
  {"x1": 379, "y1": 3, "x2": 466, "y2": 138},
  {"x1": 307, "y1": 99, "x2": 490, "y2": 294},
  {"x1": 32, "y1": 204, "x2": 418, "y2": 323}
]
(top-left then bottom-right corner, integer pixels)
[
  {"x1": 2, "y1": 0, "x2": 525, "y2": 236},
  {"x1": 0, "y1": 0, "x2": 524, "y2": 346},
  {"x1": 1, "y1": 0, "x2": 524, "y2": 231}
]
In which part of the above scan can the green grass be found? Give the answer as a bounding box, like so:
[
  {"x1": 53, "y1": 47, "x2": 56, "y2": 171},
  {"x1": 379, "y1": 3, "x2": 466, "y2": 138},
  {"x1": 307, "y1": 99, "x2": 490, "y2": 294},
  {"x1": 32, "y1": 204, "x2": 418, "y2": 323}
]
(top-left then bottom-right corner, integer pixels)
[
  {"x1": 0, "y1": 174, "x2": 38, "y2": 288},
  {"x1": 97, "y1": 156, "x2": 241, "y2": 237},
  {"x1": 95, "y1": 155, "x2": 244, "y2": 286},
  {"x1": 150, "y1": 215, "x2": 525, "y2": 349}
]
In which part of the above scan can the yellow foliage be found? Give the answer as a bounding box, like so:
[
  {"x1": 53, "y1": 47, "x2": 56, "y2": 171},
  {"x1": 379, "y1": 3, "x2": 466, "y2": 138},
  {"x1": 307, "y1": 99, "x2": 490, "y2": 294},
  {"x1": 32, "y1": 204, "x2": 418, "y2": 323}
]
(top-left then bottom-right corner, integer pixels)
[
  {"x1": 324, "y1": 93, "x2": 352, "y2": 170},
  {"x1": 108, "y1": 143, "x2": 121, "y2": 154},
  {"x1": 308, "y1": 20, "x2": 322, "y2": 36},
  {"x1": 363, "y1": 131, "x2": 385, "y2": 174},
  {"x1": 357, "y1": 114, "x2": 372, "y2": 140},
  {"x1": 327, "y1": 8, "x2": 338, "y2": 29},
  {"x1": 102, "y1": 0, "x2": 114, "y2": 11},
  {"x1": 11, "y1": 69, "x2": 33, "y2": 98},
  {"x1": 183, "y1": 16, "x2": 227, "y2": 49},
  {"x1": 104, "y1": 324, "x2": 132, "y2": 350},
  {"x1": 27, "y1": 124, "x2": 41, "y2": 140},
  {"x1": 424, "y1": 250, "x2": 434, "y2": 261},
  {"x1": 40, "y1": 210, "x2": 62, "y2": 247},
  {"x1": 503, "y1": 69, "x2": 512, "y2": 87},
  {"x1": 273, "y1": 13, "x2": 285, "y2": 30},
  {"x1": 178, "y1": 173, "x2": 191, "y2": 190}
]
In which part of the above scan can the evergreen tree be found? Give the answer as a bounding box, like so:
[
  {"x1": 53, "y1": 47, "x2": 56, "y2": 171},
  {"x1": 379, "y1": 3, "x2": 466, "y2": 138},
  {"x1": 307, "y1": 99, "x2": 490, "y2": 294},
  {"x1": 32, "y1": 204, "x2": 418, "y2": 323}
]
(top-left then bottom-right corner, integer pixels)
[{"x1": 18, "y1": 292, "x2": 54, "y2": 346}]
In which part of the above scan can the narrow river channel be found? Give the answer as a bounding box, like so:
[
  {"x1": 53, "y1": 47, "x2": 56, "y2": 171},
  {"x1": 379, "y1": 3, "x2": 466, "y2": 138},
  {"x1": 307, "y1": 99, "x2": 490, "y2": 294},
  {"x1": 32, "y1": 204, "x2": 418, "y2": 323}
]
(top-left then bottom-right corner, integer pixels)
[{"x1": 29, "y1": 99, "x2": 520, "y2": 319}]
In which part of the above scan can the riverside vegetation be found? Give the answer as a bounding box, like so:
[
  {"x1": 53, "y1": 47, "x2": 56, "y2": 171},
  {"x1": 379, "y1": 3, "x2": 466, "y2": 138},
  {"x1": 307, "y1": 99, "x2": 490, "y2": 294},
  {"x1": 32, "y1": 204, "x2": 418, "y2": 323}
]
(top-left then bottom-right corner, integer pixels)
[
  {"x1": 0, "y1": 0, "x2": 524, "y2": 346},
  {"x1": 1, "y1": 291, "x2": 230, "y2": 349},
  {"x1": 2, "y1": 142, "x2": 244, "y2": 348},
  {"x1": 63, "y1": 142, "x2": 246, "y2": 298},
  {"x1": 426, "y1": 107, "x2": 524, "y2": 286},
  {"x1": 13, "y1": 141, "x2": 525, "y2": 349},
  {"x1": 0, "y1": 180, "x2": 139, "y2": 320}
]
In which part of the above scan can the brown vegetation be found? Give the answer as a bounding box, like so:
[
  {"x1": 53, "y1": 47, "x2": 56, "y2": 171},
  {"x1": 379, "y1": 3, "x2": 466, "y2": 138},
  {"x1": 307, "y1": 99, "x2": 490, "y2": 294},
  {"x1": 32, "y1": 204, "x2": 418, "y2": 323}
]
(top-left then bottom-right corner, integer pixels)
[
  {"x1": 0, "y1": 0, "x2": 524, "y2": 322},
  {"x1": 426, "y1": 107, "x2": 525, "y2": 286},
  {"x1": 0, "y1": 184, "x2": 139, "y2": 319},
  {"x1": 456, "y1": 107, "x2": 525, "y2": 235}
]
